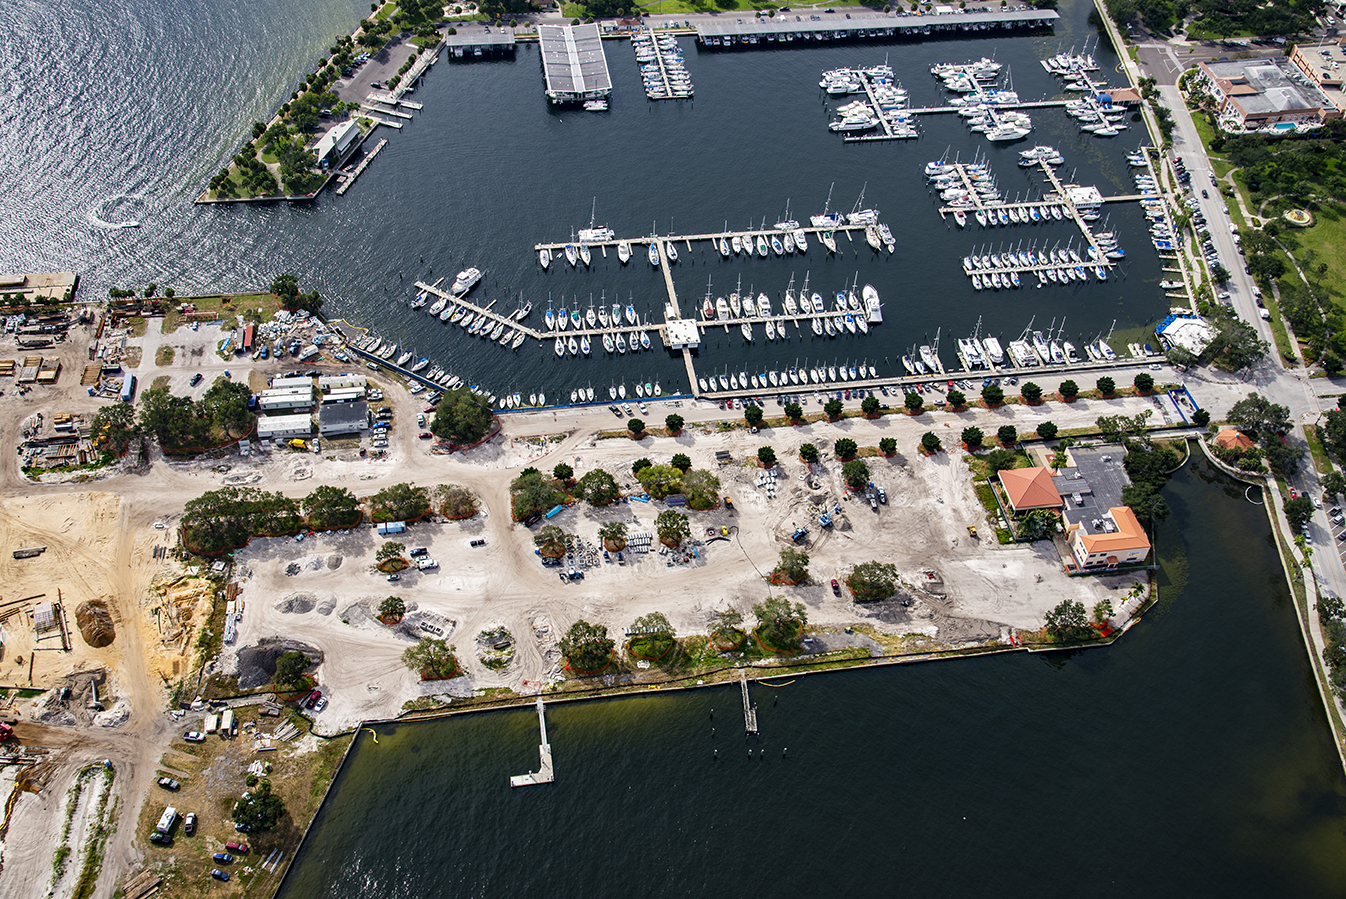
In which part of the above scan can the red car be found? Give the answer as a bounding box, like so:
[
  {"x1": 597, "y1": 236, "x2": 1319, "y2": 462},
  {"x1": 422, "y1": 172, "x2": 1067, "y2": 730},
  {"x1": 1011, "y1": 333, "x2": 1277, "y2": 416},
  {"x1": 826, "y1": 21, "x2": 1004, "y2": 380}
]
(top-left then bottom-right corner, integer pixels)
[
  {"x1": 418, "y1": 431, "x2": 433, "y2": 439},
  {"x1": 304, "y1": 689, "x2": 322, "y2": 710},
  {"x1": 226, "y1": 841, "x2": 249, "y2": 854},
  {"x1": 831, "y1": 579, "x2": 841, "y2": 596}
]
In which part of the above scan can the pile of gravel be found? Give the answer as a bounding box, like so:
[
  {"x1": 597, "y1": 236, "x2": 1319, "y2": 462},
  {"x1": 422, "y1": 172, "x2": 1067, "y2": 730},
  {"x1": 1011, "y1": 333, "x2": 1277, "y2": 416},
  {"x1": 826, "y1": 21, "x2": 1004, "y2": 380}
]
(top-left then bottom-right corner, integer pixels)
[
  {"x1": 274, "y1": 593, "x2": 317, "y2": 614},
  {"x1": 236, "y1": 638, "x2": 323, "y2": 689}
]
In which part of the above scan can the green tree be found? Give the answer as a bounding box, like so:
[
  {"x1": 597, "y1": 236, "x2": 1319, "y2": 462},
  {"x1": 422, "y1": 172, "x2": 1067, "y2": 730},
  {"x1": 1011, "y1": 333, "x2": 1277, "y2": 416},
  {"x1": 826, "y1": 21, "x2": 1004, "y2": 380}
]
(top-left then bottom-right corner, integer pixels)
[
  {"x1": 799, "y1": 443, "x2": 819, "y2": 463},
  {"x1": 946, "y1": 389, "x2": 966, "y2": 409},
  {"x1": 681, "y1": 468, "x2": 721, "y2": 509},
  {"x1": 273, "y1": 651, "x2": 311, "y2": 692},
  {"x1": 430, "y1": 388, "x2": 494, "y2": 444},
  {"x1": 744, "y1": 405, "x2": 764, "y2": 427},
  {"x1": 655, "y1": 509, "x2": 691, "y2": 546},
  {"x1": 834, "y1": 438, "x2": 858, "y2": 460},
  {"x1": 961, "y1": 426, "x2": 983, "y2": 450},
  {"x1": 862, "y1": 395, "x2": 881, "y2": 416},
  {"x1": 1227, "y1": 393, "x2": 1291, "y2": 444},
  {"x1": 635, "y1": 463, "x2": 684, "y2": 500},
  {"x1": 1322, "y1": 471, "x2": 1346, "y2": 500},
  {"x1": 1017, "y1": 509, "x2": 1057, "y2": 540},
  {"x1": 138, "y1": 385, "x2": 209, "y2": 449},
  {"x1": 1096, "y1": 376, "x2": 1116, "y2": 396},
  {"x1": 752, "y1": 595, "x2": 807, "y2": 651},
  {"x1": 984, "y1": 448, "x2": 1019, "y2": 473},
  {"x1": 824, "y1": 398, "x2": 844, "y2": 421},
  {"x1": 632, "y1": 458, "x2": 652, "y2": 474},
  {"x1": 670, "y1": 453, "x2": 692, "y2": 472},
  {"x1": 711, "y1": 607, "x2": 745, "y2": 646},
  {"x1": 369, "y1": 482, "x2": 430, "y2": 522},
  {"x1": 997, "y1": 425, "x2": 1018, "y2": 447},
  {"x1": 180, "y1": 486, "x2": 303, "y2": 553},
  {"x1": 773, "y1": 547, "x2": 810, "y2": 582},
  {"x1": 271, "y1": 273, "x2": 299, "y2": 302},
  {"x1": 921, "y1": 432, "x2": 942, "y2": 452},
  {"x1": 303, "y1": 485, "x2": 362, "y2": 529},
  {"x1": 1192, "y1": 409, "x2": 1212, "y2": 427},
  {"x1": 533, "y1": 524, "x2": 568, "y2": 556},
  {"x1": 1036, "y1": 421, "x2": 1059, "y2": 441},
  {"x1": 510, "y1": 468, "x2": 567, "y2": 521},
  {"x1": 402, "y1": 637, "x2": 459, "y2": 679},
  {"x1": 879, "y1": 437, "x2": 897, "y2": 455},
  {"x1": 599, "y1": 521, "x2": 628, "y2": 550},
  {"x1": 630, "y1": 611, "x2": 674, "y2": 636},
  {"x1": 981, "y1": 384, "x2": 1004, "y2": 406},
  {"x1": 1020, "y1": 382, "x2": 1043, "y2": 404},
  {"x1": 90, "y1": 403, "x2": 138, "y2": 455},
  {"x1": 1045, "y1": 599, "x2": 1091, "y2": 641},
  {"x1": 1285, "y1": 495, "x2": 1315, "y2": 530},
  {"x1": 758, "y1": 446, "x2": 778, "y2": 468},
  {"x1": 1134, "y1": 372, "x2": 1155, "y2": 393},
  {"x1": 1096, "y1": 410, "x2": 1154, "y2": 445},
  {"x1": 232, "y1": 779, "x2": 286, "y2": 833},
  {"x1": 1092, "y1": 599, "x2": 1114, "y2": 626},
  {"x1": 438, "y1": 484, "x2": 477, "y2": 519},
  {"x1": 575, "y1": 469, "x2": 619, "y2": 506},
  {"x1": 553, "y1": 462, "x2": 574, "y2": 483},
  {"x1": 628, "y1": 418, "x2": 645, "y2": 436},
  {"x1": 842, "y1": 459, "x2": 870, "y2": 489},
  {"x1": 378, "y1": 595, "x2": 406, "y2": 621},
  {"x1": 846, "y1": 560, "x2": 899, "y2": 603},
  {"x1": 560, "y1": 620, "x2": 614, "y2": 672},
  {"x1": 904, "y1": 392, "x2": 924, "y2": 414},
  {"x1": 376, "y1": 540, "x2": 405, "y2": 563},
  {"x1": 1059, "y1": 380, "x2": 1079, "y2": 400},
  {"x1": 665, "y1": 413, "x2": 684, "y2": 434},
  {"x1": 784, "y1": 402, "x2": 803, "y2": 421},
  {"x1": 201, "y1": 378, "x2": 254, "y2": 436}
]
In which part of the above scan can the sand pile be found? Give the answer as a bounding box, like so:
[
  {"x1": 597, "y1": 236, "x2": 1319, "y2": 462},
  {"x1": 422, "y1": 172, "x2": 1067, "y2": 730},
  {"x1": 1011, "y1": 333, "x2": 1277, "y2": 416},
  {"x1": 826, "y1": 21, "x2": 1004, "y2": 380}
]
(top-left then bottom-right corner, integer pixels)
[{"x1": 75, "y1": 600, "x2": 115, "y2": 647}]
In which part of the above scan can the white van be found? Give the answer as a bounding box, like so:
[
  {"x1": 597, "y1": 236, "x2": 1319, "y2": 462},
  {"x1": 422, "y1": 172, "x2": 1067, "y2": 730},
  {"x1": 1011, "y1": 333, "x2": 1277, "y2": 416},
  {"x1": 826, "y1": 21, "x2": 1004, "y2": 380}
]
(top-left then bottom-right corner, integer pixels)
[
  {"x1": 416, "y1": 558, "x2": 439, "y2": 571},
  {"x1": 156, "y1": 806, "x2": 178, "y2": 834}
]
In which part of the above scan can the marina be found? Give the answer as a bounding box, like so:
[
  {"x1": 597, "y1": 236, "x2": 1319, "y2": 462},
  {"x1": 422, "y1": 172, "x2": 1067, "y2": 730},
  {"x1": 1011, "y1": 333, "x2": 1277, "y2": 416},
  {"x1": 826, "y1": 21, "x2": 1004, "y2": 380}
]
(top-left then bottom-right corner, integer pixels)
[{"x1": 633, "y1": 28, "x2": 693, "y2": 101}]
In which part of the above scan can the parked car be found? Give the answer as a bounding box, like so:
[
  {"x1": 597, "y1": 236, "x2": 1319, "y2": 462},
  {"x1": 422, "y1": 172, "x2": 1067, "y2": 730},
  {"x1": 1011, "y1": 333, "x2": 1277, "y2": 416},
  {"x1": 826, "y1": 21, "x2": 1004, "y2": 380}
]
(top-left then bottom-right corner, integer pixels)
[
  {"x1": 157, "y1": 777, "x2": 180, "y2": 791},
  {"x1": 225, "y1": 841, "x2": 249, "y2": 854},
  {"x1": 184, "y1": 813, "x2": 196, "y2": 835},
  {"x1": 149, "y1": 831, "x2": 170, "y2": 844},
  {"x1": 831, "y1": 579, "x2": 841, "y2": 596},
  {"x1": 305, "y1": 689, "x2": 322, "y2": 710},
  {"x1": 409, "y1": 547, "x2": 428, "y2": 558},
  {"x1": 213, "y1": 852, "x2": 233, "y2": 864},
  {"x1": 183, "y1": 731, "x2": 205, "y2": 743},
  {"x1": 314, "y1": 696, "x2": 328, "y2": 712},
  {"x1": 386, "y1": 573, "x2": 400, "y2": 582},
  {"x1": 189, "y1": 373, "x2": 203, "y2": 386},
  {"x1": 211, "y1": 869, "x2": 230, "y2": 881},
  {"x1": 418, "y1": 431, "x2": 433, "y2": 439}
]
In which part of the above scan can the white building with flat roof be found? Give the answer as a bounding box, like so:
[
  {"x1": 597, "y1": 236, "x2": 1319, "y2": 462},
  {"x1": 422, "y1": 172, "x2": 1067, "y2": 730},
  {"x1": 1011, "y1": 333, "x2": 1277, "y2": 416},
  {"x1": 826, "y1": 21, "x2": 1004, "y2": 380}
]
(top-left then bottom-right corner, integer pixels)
[
  {"x1": 313, "y1": 120, "x2": 360, "y2": 167},
  {"x1": 256, "y1": 413, "x2": 313, "y2": 440}
]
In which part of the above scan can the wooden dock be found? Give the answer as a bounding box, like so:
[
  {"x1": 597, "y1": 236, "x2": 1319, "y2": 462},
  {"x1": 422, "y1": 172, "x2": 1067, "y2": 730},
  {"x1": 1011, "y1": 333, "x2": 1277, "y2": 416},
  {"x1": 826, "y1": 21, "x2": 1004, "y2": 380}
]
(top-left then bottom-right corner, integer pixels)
[
  {"x1": 740, "y1": 670, "x2": 758, "y2": 736},
  {"x1": 335, "y1": 138, "x2": 386, "y2": 196},
  {"x1": 510, "y1": 695, "x2": 554, "y2": 787}
]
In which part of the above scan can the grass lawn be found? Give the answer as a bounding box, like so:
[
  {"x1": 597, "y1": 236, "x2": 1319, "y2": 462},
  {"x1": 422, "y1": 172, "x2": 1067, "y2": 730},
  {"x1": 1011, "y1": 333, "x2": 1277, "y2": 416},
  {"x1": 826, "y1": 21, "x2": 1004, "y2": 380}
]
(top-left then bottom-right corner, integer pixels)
[
  {"x1": 1284, "y1": 204, "x2": 1346, "y2": 315},
  {"x1": 1305, "y1": 424, "x2": 1334, "y2": 474},
  {"x1": 162, "y1": 292, "x2": 276, "y2": 334}
]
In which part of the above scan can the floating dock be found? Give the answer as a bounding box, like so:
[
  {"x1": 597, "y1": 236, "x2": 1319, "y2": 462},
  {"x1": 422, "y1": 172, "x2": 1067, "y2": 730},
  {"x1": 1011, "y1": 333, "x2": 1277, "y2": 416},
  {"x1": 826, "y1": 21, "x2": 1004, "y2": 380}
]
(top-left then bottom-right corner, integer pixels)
[
  {"x1": 334, "y1": 138, "x2": 387, "y2": 196},
  {"x1": 510, "y1": 696, "x2": 554, "y2": 787},
  {"x1": 533, "y1": 222, "x2": 869, "y2": 256},
  {"x1": 740, "y1": 670, "x2": 758, "y2": 736},
  {"x1": 697, "y1": 8, "x2": 1058, "y2": 48},
  {"x1": 539, "y1": 23, "x2": 612, "y2": 103}
]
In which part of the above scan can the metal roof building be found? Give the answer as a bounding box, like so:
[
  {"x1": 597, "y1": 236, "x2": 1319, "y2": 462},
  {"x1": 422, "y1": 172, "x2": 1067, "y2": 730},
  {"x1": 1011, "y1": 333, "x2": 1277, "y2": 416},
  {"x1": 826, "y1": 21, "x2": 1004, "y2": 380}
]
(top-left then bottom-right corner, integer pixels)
[
  {"x1": 696, "y1": 8, "x2": 1057, "y2": 48},
  {"x1": 443, "y1": 28, "x2": 517, "y2": 58},
  {"x1": 538, "y1": 23, "x2": 612, "y2": 103}
]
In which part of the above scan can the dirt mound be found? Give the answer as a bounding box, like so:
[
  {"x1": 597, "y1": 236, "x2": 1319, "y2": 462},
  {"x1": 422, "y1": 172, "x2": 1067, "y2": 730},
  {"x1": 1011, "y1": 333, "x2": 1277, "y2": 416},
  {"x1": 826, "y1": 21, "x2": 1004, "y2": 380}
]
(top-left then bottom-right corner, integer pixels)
[
  {"x1": 274, "y1": 593, "x2": 317, "y2": 614},
  {"x1": 75, "y1": 600, "x2": 116, "y2": 647},
  {"x1": 326, "y1": 555, "x2": 343, "y2": 570},
  {"x1": 236, "y1": 638, "x2": 323, "y2": 689}
]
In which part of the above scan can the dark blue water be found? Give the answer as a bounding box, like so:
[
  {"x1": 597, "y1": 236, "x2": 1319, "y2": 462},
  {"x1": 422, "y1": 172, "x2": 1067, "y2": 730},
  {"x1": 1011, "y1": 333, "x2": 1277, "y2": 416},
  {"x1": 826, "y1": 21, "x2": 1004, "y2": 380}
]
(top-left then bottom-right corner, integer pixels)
[
  {"x1": 278, "y1": 458, "x2": 1346, "y2": 898},
  {"x1": 0, "y1": 0, "x2": 1162, "y2": 401}
]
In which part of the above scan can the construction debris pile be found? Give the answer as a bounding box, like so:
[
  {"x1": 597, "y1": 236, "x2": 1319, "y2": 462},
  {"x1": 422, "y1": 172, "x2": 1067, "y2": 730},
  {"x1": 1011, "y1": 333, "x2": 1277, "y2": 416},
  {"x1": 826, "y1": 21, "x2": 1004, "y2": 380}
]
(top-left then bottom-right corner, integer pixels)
[{"x1": 74, "y1": 600, "x2": 115, "y2": 647}]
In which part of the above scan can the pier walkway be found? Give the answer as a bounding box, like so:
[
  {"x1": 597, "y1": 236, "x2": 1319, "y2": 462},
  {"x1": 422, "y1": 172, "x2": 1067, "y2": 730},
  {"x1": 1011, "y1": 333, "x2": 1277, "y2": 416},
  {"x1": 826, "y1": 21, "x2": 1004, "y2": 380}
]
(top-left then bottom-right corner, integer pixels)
[
  {"x1": 740, "y1": 670, "x2": 758, "y2": 736},
  {"x1": 533, "y1": 223, "x2": 868, "y2": 256},
  {"x1": 510, "y1": 696, "x2": 555, "y2": 788},
  {"x1": 335, "y1": 138, "x2": 386, "y2": 196}
]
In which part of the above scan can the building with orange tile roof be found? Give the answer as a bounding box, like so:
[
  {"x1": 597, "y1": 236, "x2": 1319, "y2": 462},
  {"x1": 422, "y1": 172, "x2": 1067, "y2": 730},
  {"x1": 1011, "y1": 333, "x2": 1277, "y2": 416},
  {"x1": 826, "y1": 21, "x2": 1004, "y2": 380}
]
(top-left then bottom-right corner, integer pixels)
[
  {"x1": 998, "y1": 467, "x2": 1062, "y2": 513},
  {"x1": 1213, "y1": 428, "x2": 1256, "y2": 451},
  {"x1": 1068, "y1": 506, "x2": 1151, "y2": 570}
]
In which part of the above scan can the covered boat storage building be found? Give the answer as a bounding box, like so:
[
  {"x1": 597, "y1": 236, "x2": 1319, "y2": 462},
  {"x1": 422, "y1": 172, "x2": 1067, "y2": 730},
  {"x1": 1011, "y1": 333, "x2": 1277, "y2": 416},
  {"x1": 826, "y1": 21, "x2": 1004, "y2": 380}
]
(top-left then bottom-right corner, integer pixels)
[
  {"x1": 696, "y1": 8, "x2": 1058, "y2": 48},
  {"x1": 538, "y1": 23, "x2": 612, "y2": 103}
]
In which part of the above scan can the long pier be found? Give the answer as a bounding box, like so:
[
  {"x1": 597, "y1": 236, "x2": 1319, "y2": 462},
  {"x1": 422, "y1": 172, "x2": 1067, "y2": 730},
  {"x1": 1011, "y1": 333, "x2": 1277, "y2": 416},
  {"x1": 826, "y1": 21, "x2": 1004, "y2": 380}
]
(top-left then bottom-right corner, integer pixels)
[
  {"x1": 533, "y1": 222, "x2": 869, "y2": 255},
  {"x1": 740, "y1": 670, "x2": 758, "y2": 736},
  {"x1": 334, "y1": 138, "x2": 387, "y2": 196},
  {"x1": 509, "y1": 695, "x2": 554, "y2": 787}
]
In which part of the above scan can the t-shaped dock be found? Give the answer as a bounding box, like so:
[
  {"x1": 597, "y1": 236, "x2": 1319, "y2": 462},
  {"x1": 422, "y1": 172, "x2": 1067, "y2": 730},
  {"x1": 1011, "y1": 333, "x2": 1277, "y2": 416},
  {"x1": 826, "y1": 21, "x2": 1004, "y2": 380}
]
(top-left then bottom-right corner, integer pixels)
[{"x1": 510, "y1": 695, "x2": 555, "y2": 788}]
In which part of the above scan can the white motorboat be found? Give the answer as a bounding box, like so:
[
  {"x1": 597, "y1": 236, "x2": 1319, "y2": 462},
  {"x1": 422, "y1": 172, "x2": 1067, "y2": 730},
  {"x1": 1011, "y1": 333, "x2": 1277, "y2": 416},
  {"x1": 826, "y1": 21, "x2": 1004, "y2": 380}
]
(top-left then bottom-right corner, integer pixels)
[
  {"x1": 539, "y1": 248, "x2": 551, "y2": 269},
  {"x1": 618, "y1": 241, "x2": 631, "y2": 264}
]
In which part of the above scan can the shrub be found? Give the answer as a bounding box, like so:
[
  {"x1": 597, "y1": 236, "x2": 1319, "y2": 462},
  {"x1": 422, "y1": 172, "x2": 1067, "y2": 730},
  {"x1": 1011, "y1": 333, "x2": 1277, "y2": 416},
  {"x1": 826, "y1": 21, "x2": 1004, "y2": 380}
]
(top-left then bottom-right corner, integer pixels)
[
  {"x1": 835, "y1": 438, "x2": 858, "y2": 460},
  {"x1": 1036, "y1": 421, "x2": 1059, "y2": 441},
  {"x1": 962, "y1": 426, "x2": 983, "y2": 450},
  {"x1": 921, "y1": 432, "x2": 941, "y2": 452},
  {"x1": 997, "y1": 425, "x2": 1018, "y2": 447},
  {"x1": 905, "y1": 392, "x2": 923, "y2": 414},
  {"x1": 758, "y1": 446, "x2": 778, "y2": 468},
  {"x1": 799, "y1": 442, "x2": 819, "y2": 463},
  {"x1": 1059, "y1": 380, "x2": 1079, "y2": 400},
  {"x1": 879, "y1": 437, "x2": 897, "y2": 456},
  {"x1": 981, "y1": 384, "x2": 1004, "y2": 406}
]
